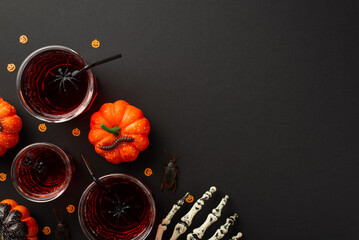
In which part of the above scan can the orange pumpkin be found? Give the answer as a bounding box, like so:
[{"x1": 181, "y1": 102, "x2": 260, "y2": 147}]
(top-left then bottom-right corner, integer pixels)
[
  {"x1": 88, "y1": 100, "x2": 150, "y2": 164},
  {"x1": 0, "y1": 97, "x2": 22, "y2": 156},
  {"x1": 0, "y1": 199, "x2": 38, "y2": 240}
]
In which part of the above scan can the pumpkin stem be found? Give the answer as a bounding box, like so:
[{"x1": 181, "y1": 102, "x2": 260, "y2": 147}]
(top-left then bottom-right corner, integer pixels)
[{"x1": 100, "y1": 124, "x2": 121, "y2": 136}]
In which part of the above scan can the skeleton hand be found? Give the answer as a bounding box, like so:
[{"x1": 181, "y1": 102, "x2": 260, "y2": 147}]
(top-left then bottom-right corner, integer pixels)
[{"x1": 155, "y1": 186, "x2": 243, "y2": 240}]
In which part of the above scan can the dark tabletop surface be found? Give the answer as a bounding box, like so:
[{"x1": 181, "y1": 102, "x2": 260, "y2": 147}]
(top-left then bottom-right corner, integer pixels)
[{"x1": 0, "y1": 1, "x2": 358, "y2": 239}]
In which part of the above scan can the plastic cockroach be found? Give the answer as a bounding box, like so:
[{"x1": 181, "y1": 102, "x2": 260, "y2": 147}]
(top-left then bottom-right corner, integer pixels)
[
  {"x1": 53, "y1": 209, "x2": 71, "y2": 240},
  {"x1": 161, "y1": 150, "x2": 180, "y2": 194}
]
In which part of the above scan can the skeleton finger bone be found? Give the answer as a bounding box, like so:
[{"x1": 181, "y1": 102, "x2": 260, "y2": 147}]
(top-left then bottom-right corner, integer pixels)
[
  {"x1": 155, "y1": 192, "x2": 190, "y2": 240},
  {"x1": 208, "y1": 213, "x2": 238, "y2": 240},
  {"x1": 187, "y1": 195, "x2": 229, "y2": 240},
  {"x1": 170, "y1": 186, "x2": 217, "y2": 240},
  {"x1": 230, "y1": 232, "x2": 243, "y2": 239}
]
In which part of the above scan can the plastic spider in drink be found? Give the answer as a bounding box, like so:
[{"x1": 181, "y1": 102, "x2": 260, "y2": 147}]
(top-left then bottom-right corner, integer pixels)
[
  {"x1": 78, "y1": 173, "x2": 156, "y2": 240},
  {"x1": 16, "y1": 45, "x2": 97, "y2": 123},
  {"x1": 11, "y1": 142, "x2": 74, "y2": 203}
]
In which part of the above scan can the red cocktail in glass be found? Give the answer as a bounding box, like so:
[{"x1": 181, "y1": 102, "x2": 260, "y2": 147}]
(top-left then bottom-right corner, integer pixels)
[
  {"x1": 11, "y1": 142, "x2": 74, "y2": 202},
  {"x1": 78, "y1": 173, "x2": 155, "y2": 240},
  {"x1": 16, "y1": 45, "x2": 97, "y2": 123}
]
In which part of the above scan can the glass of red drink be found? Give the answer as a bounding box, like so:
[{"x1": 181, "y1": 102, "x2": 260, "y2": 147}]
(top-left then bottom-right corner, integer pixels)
[
  {"x1": 16, "y1": 45, "x2": 97, "y2": 123},
  {"x1": 11, "y1": 142, "x2": 74, "y2": 203},
  {"x1": 78, "y1": 173, "x2": 156, "y2": 240}
]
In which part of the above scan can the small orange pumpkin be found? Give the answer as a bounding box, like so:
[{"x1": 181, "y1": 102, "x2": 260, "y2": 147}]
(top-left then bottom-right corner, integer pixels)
[
  {"x1": 88, "y1": 100, "x2": 150, "y2": 164},
  {"x1": 0, "y1": 97, "x2": 22, "y2": 156},
  {"x1": 0, "y1": 199, "x2": 39, "y2": 240}
]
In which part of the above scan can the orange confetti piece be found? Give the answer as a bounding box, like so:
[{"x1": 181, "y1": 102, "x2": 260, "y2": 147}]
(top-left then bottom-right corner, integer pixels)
[
  {"x1": 0, "y1": 173, "x2": 6, "y2": 181},
  {"x1": 91, "y1": 39, "x2": 100, "y2": 48},
  {"x1": 38, "y1": 123, "x2": 47, "y2": 132},
  {"x1": 72, "y1": 128, "x2": 81, "y2": 136},
  {"x1": 19, "y1": 35, "x2": 28, "y2": 44},
  {"x1": 7, "y1": 64, "x2": 15, "y2": 72},
  {"x1": 42, "y1": 226, "x2": 51, "y2": 235},
  {"x1": 66, "y1": 204, "x2": 75, "y2": 213},
  {"x1": 144, "y1": 168, "x2": 153, "y2": 176},
  {"x1": 186, "y1": 194, "x2": 194, "y2": 203}
]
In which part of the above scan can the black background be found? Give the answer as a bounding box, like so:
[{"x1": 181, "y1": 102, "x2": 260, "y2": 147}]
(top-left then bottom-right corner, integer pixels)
[{"x1": 0, "y1": 1, "x2": 358, "y2": 239}]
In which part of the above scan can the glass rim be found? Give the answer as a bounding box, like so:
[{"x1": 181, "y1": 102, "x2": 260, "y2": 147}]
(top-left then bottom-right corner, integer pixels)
[
  {"x1": 16, "y1": 45, "x2": 96, "y2": 123},
  {"x1": 11, "y1": 142, "x2": 73, "y2": 203},
  {"x1": 78, "y1": 173, "x2": 156, "y2": 240}
]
